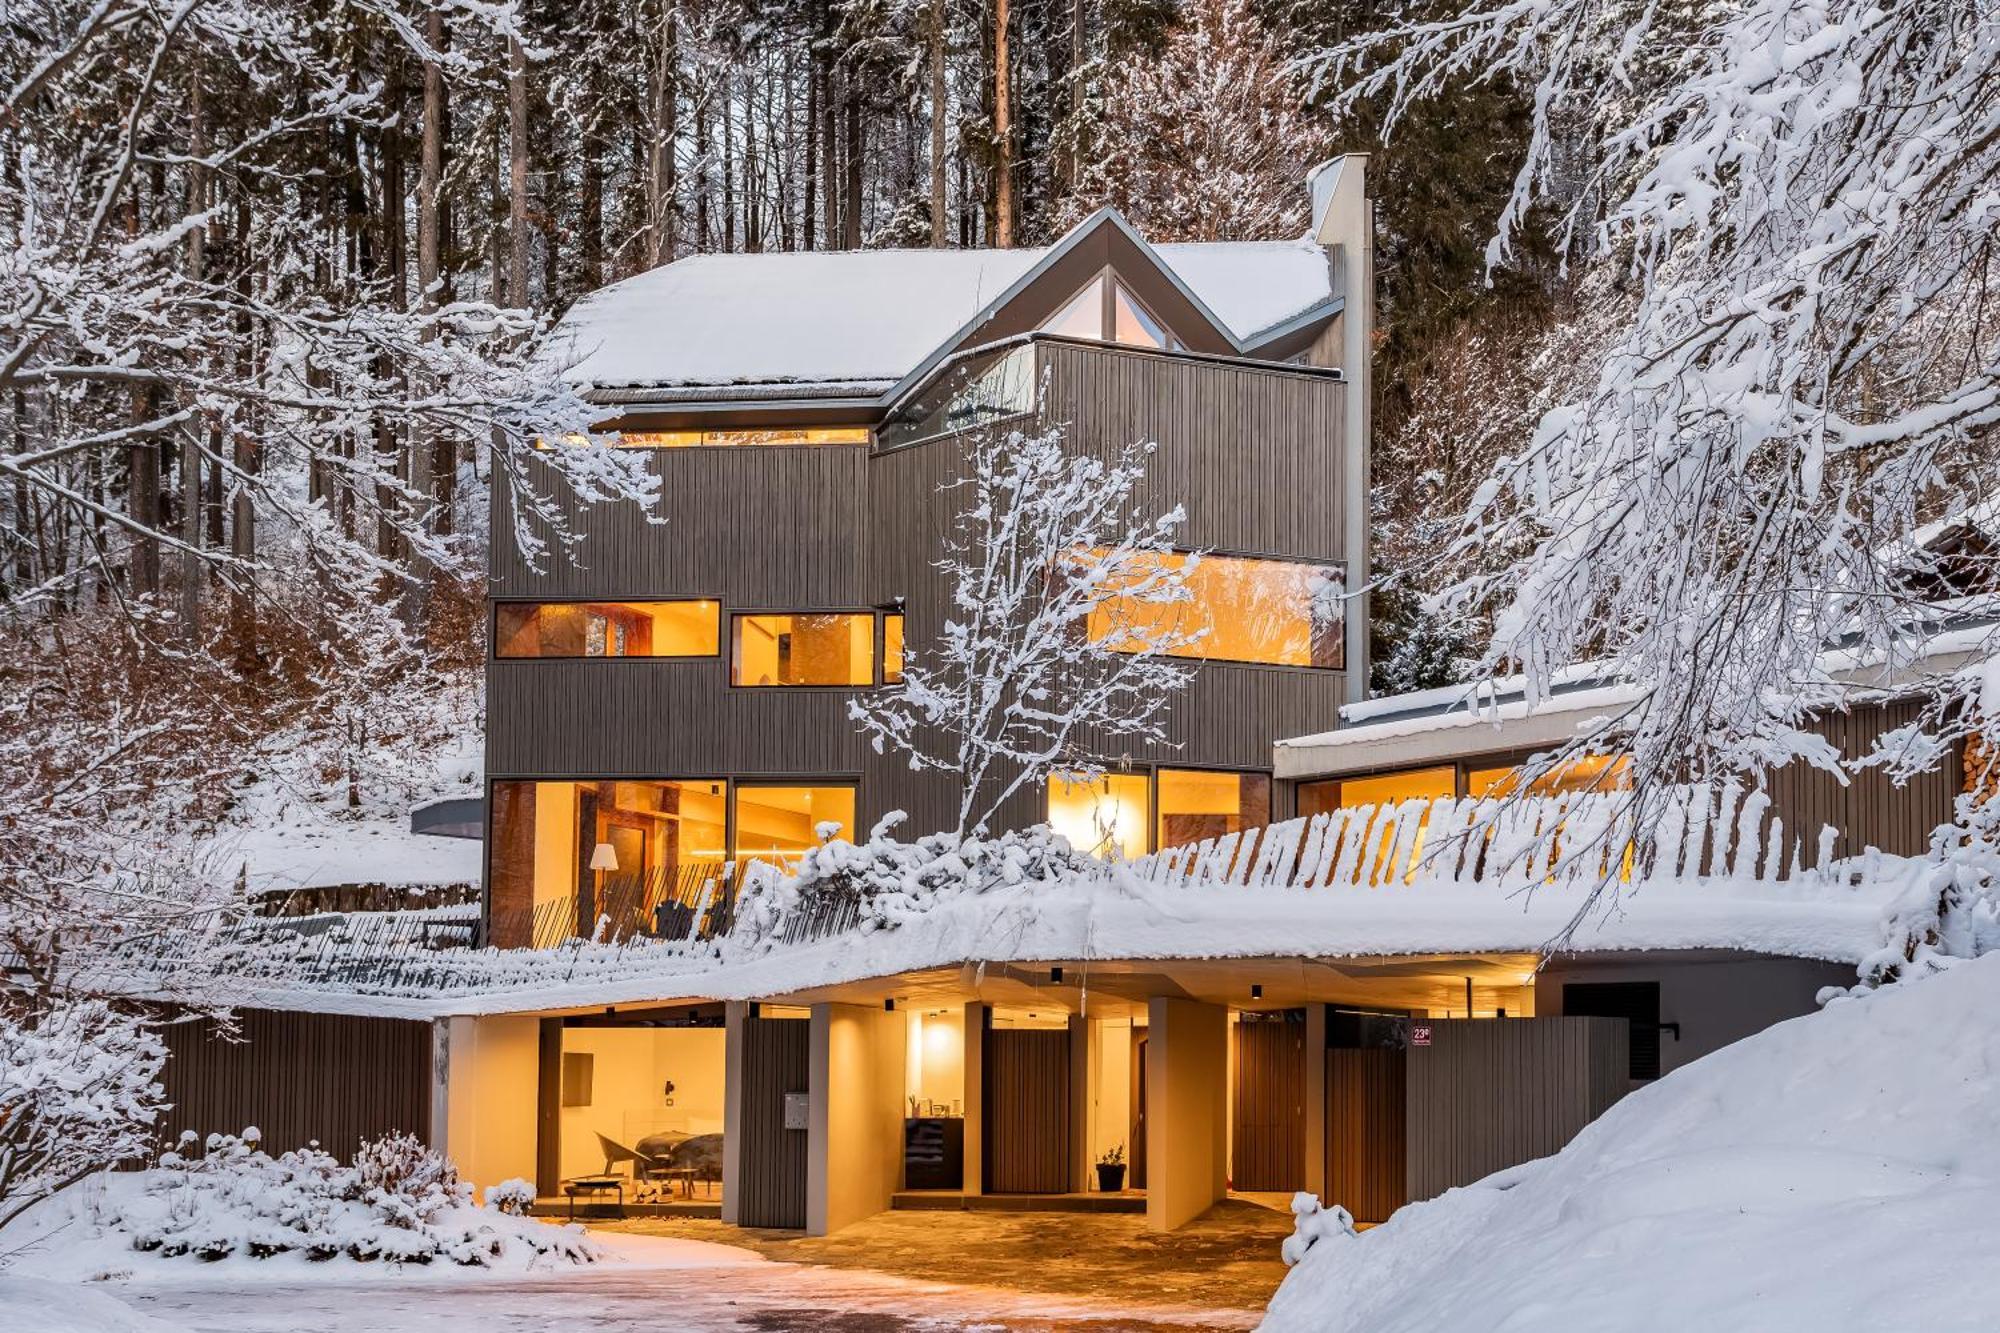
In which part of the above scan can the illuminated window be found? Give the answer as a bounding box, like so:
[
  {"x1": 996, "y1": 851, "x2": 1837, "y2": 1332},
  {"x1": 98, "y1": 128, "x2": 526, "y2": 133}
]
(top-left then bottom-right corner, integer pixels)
[
  {"x1": 732, "y1": 785, "x2": 857, "y2": 865},
  {"x1": 1298, "y1": 767, "x2": 1455, "y2": 885},
  {"x1": 731, "y1": 613, "x2": 876, "y2": 686},
  {"x1": 487, "y1": 778, "x2": 728, "y2": 946},
  {"x1": 1047, "y1": 772, "x2": 1150, "y2": 860},
  {"x1": 883, "y1": 612, "x2": 906, "y2": 685},
  {"x1": 1330, "y1": 767, "x2": 1457, "y2": 808},
  {"x1": 1467, "y1": 755, "x2": 1632, "y2": 799},
  {"x1": 1088, "y1": 551, "x2": 1344, "y2": 669},
  {"x1": 1156, "y1": 769, "x2": 1270, "y2": 850},
  {"x1": 496, "y1": 601, "x2": 720, "y2": 659},
  {"x1": 612, "y1": 427, "x2": 870, "y2": 448},
  {"x1": 1039, "y1": 273, "x2": 1183, "y2": 351}
]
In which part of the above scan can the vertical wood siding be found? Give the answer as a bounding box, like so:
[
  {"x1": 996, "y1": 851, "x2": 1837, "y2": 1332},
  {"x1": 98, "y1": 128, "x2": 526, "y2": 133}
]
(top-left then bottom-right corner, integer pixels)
[
  {"x1": 159, "y1": 1010, "x2": 431, "y2": 1160},
  {"x1": 1232, "y1": 1015, "x2": 1306, "y2": 1192},
  {"x1": 982, "y1": 1028, "x2": 1072, "y2": 1193},
  {"x1": 489, "y1": 341, "x2": 1348, "y2": 839},
  {"x1": 1404, "y1": 1018, "x2": 1627, "y2": 1204},
  {"x1": 1324, "y1": 1050, "x2": 1406, "y2": 1224},
  {"x1": 735, "y1": 1015, "x2": 811, "y2": 1228},
  {"x1": 1766, "y1": 698, "x2": 1960, "y2": 859}
]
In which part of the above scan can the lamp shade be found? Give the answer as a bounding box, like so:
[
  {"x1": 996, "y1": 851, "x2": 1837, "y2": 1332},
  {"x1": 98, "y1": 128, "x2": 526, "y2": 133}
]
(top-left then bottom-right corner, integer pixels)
[{"x1": 589, "y1": 842, "x2": 619, "y2": 872}]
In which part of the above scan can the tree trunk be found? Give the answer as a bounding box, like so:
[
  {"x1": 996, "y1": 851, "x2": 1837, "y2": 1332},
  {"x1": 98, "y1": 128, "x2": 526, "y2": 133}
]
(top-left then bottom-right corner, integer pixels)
[
  {"x1": 180, "y1": 73, "x2": 207, "y2": 636},
  {"x1": 803, "y1": 41, "x2": 819, "y2": 250},
  {"x1": 843, "y1": 79, "x2": 862, "y2": 248},
  {"x1": 581, "y1": 120, "x2": 604, "y2": 289},
  {"x1": 407, "y1": 7, "x2": 446, "y2": 622},
  {"x1": 931, "y1": 0, "x2": 948, "y2": 248},
  {"x1": 994, "y1": 0, "x2": 1013, "y2": 247},
  {"x1": 509, "y1": 34, "x2": 529, "y2": 307}
]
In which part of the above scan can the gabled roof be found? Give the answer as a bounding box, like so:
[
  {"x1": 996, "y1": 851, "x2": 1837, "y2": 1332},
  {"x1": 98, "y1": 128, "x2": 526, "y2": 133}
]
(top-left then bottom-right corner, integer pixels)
[{"x1": 546, "y1": 209, "x2": 1338, "y2": 400}]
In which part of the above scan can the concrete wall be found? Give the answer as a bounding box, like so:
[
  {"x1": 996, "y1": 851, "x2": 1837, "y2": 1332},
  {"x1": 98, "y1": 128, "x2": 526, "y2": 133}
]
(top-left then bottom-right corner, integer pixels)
[
  {"x1": 1145, "y1": 998, "x2": 1228, "y2": 1231},
  {"x1": 440, "y1": 1015, "x2": 541, "y2": 1197},
  {"x1": 1535, "y1": 953, "x2": 1853, "y2": 1080},
  {"x1": 808, "y1": 1003, "x2": 907, "y2": 1235}
]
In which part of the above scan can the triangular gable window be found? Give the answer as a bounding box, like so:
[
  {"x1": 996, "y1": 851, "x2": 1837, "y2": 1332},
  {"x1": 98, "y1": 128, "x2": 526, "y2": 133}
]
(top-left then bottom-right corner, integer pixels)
[{"x1": 1039, "y1": 273, "x2": 1183, "y2": 351}]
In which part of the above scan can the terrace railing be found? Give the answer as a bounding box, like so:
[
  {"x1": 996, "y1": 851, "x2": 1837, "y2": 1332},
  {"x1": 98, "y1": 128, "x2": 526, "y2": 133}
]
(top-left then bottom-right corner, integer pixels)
[{"x1": 1128, "y1": 784, "x2": 1836, "y2": 893}]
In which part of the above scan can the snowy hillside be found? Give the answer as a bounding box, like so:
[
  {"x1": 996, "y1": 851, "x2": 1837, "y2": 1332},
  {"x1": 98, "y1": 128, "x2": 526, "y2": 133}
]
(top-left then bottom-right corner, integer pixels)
[{"x1": 1264, "y1": 958, "x2": 2000, "y2": 1332}]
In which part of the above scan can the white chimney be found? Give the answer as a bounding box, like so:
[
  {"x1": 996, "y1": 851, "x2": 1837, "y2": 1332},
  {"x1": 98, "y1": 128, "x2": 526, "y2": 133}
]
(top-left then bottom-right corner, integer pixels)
[{"x1": 1307, "y1": 154, "x2": 1373, "y2": 704}]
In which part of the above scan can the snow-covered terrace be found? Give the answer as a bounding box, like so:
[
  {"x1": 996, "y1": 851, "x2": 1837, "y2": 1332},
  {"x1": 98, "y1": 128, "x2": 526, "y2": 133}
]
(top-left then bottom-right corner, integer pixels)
[{"x1": 114, "y1": 786, "x2": 1912, "y2": 1021}]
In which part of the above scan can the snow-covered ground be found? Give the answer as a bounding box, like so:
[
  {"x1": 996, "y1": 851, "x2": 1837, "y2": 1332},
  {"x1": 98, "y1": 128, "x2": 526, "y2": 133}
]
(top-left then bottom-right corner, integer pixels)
[{"x1": 1262, "y1": 955, "x2": 2000, "y2": 1332}]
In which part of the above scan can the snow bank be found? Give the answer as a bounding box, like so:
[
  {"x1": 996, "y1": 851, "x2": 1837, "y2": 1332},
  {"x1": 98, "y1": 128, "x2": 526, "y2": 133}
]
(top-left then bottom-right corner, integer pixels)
[
  {"x1": 1262, "y1": 955, "x2": 2000, "y2": 1332},
  {"x1": 0, "y1": 1278, "x2": 185, "y2": 1333}
]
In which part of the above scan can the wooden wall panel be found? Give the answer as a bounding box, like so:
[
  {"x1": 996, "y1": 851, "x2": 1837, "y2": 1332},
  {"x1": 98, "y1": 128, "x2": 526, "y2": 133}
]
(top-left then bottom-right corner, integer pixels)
[
  {"x1": 1766, "y1": 698, "x2": 1960, "y2": 860},
  {"x1": 1324, "y1": 1049, "x2": 1405, "y2": 1224},
  {"x1": 735, "y1": 1015, "x2": 811, "y2": 1228},
  {"x1": 160, "y1": 1009, "x2": 430, "y2": 1160},
  {"x1": 1233, "y1": 1015, "x2": 1306, "y2": 1192},
  {"x1": 1404, "y1": 1018, "x2": 1627, "y2": 1204},
  {"x1": 983, "y1": 1028, "x2": 1072, "y2": 1194}
]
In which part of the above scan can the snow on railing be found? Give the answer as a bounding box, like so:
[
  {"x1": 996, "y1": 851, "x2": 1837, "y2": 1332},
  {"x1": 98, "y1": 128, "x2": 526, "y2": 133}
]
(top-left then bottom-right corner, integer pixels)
[{"x1": 1127, "y1": 785, "x2": 1834, "y2": 893}]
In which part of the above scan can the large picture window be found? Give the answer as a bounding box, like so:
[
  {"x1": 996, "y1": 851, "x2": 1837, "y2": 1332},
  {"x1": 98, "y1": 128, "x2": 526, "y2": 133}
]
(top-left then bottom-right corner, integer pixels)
[
  {"x1": 1046, "y1": 772, "x2": 1150, "y2": 860},
  {"x1": 732, "y1": 613, "x2": 876, "y2": 686},
  {"x1": 496, "y1": 601, "x2": 720, "y2": 658},
  {"x1": 1156, "y1": 768, "x2": 1270, "y2": 849},
  {"x1": 1087, "y1": 551, "x2": 1344, "y2": 669},
  {"x1": 1046, "y1": 767, "x2": 1271, "y2": 859},
  {"x1": 733, "y1": 785, "x2": 857, "y2": 865}
]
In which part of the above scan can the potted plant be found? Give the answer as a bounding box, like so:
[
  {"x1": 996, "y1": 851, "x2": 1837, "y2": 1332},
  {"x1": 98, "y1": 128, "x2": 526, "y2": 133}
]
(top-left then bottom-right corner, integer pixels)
[{"x1": 1095, "y1": 1144, "x2": 1127, "y2": 1193}]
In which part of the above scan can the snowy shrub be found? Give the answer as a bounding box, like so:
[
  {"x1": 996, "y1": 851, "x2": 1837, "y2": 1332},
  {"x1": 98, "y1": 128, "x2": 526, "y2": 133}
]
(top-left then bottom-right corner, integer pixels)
[
  {"x1": 1281, "y1": 1192, "x2": 1357, "y2": 1267},
  {"x1": 119, "y1": 1131, "x2": 596, "y2": 1268},
  {"x1": 0, "y1": 995, "x2": 167, "y2": 1234},
  {"x1": 483, "y1": 1178, "x2": 537, "y2": 1216},
  {"x1": 731, "y1": 816, "x2": 1100, "y2": 949}
]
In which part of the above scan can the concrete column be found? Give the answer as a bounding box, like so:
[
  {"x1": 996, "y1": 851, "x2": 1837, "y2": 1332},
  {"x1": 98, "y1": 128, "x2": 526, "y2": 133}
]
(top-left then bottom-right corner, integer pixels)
[
  {"x1": 436, "y1": 1014, "x2": 541, "y2": 1199},
  {"x1": 806, "y1": 1002, "x2": 907, "y2": 1235},
  {"x1": 962, "y1": 1001, "x2": 987, "y2": 1195},
  {"x1": 721, "y1": 1000, "x2": 749, "y2": 1225},
  {"x1": 1067, "y1": 1013, "x2": 1090, "y2": 1192},
  {"x1": 1145, "y1": 997, "x2": 1229, "y2": 1232},
  {"x1": 1304, "y1": 1003, "x2": 1328, "y2": 1197}
]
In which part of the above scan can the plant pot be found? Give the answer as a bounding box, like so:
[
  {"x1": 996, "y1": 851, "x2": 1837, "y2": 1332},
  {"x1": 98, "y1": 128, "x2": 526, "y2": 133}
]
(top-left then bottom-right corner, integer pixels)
[{"x1": 1096, "y1": 1163, "x2": 1127, "y2": 1193}]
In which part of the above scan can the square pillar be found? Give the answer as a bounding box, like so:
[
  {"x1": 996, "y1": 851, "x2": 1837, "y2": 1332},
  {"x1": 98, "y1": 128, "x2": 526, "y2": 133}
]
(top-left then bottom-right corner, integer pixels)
[
  {"x1": 435, "y1": 1014, "x2": 540, "y2": 1199},
  {"x1": 1067, "y1": 1013, "x2": 1091, "y2": 1191},
  {"x1": 962, "y1": 1001, "x2": 987, "y2": 1195},
  {"x1": 1304, "y1": 1003, "x2": 1329, "y2": 1197},
  {"x1": 721, "y1": 1001, "x2": 749, "y2": 1225},
  {"x1": 806, "y1": 1002, "x2": 907, "y2": 1235},
  {"x1": 1145, "y1": 997, "x2": 1228, "y2": 1231}
]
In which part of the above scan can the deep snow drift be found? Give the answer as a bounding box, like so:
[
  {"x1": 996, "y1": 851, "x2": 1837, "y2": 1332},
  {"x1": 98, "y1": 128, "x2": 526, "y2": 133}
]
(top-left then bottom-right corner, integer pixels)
[{"x1": 1263, "y1": 955, "x2": 2000, "y2": 1332}]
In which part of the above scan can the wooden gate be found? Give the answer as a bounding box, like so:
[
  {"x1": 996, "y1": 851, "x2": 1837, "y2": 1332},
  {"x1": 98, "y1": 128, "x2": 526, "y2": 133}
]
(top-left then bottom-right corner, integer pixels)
[
  {"x1": 1324, "y1": 1049, "x2": 1407, "y2": 1224},
  {"x1": 735, "y1": 1014, "x2": 811, "y2": 1228},
  {"x1": 983, "y1": 1027, "x2": 1071, "y2": 1193},
  {"x1": 1233, "y1": 1011, "x2": 1306, "y2": 1191}
]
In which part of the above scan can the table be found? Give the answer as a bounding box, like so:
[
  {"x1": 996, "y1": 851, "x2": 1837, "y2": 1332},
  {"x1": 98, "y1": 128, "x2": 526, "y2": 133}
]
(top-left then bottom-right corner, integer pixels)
[{"x1": 563, "y1": 1175, "x2": 625, "y2": 1219}]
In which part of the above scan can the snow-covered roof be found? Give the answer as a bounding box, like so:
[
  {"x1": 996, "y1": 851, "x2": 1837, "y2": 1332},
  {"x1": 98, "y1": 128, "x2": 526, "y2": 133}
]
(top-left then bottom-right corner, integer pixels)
[{"x1": 547, "y1": 219, "x2": 1336, "y2": 394}]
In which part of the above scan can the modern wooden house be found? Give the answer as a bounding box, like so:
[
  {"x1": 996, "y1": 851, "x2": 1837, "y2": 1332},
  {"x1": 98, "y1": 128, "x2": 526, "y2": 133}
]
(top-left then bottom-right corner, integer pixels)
[{"x1": 485, "y1": 158, "x2": 1376, "y2": 942}]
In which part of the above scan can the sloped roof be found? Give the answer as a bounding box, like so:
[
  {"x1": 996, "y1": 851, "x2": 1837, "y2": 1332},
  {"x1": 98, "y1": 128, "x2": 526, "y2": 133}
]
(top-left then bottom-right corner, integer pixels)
[{"x1": 547, "y1": 217, "x2": 1336, "y2": 395}]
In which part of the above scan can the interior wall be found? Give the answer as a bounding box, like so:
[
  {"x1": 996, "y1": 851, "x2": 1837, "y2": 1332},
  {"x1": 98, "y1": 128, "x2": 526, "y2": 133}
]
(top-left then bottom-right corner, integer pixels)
[
  {"x1": 1088, "y1": 1017, "x2": 1134, "y2": 1170},
  {"x1": 908, "y1": 1009, "x2": 966, "y2": 1115},
  {"x1": 443, "y1": 1015, "x2": 541, "y2": 1195},
  {"x1": 558, "y1": 1027, "x2": 726, "y2": 1181},
  {"x1": 532, "y1": 780, "x2": 579, "y2": 909}
]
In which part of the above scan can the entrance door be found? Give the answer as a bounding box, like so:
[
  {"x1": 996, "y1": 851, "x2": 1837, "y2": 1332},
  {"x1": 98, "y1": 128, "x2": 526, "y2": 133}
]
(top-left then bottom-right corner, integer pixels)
[
  {"x1": 982, "y1": 1028, "x2": 1071, "y2": 1193},
  {"x1": 1233, "y1": 1011, "x2": 1306, "y2": 1191},
  {"x1": 1325, "y1": 1048, "x2": 1406, "y2": 1224}
]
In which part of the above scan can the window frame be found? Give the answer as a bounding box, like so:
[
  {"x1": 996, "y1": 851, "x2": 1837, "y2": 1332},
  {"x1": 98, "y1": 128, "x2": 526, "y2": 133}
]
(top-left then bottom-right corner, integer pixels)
[
  {"x1": 490, "y1": 598, "x2": 726, "y2": 662},
  {"x1": 1037, "y1": 265, "x2": 1185, "y2": 352},
  {"x1": 1045, "y1": 762, "x2": 1275, "y2": 859},
  {"x1": 727, "y1": 607, "x2": 906, "y2": 690},
  {"x1": 1088, "y1": 546, "x2": 1349, "y2": 673}
]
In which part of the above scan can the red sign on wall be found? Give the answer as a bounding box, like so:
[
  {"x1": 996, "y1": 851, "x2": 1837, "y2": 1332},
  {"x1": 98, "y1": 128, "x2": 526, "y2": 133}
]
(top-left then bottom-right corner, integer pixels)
[{"x1": 1411, "y1": 1024, "x2": 1433, "y2": 1047}]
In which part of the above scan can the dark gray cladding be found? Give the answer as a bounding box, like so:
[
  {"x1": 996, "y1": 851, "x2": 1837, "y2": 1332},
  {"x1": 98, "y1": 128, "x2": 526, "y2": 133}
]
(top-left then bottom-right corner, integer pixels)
[{"x1": 488, "y1": 339, "x2": 1346, "y2": 840}]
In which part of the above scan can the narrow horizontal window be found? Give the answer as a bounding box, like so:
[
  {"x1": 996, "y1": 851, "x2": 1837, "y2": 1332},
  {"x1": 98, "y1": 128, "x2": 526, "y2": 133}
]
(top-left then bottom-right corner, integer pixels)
[
  {"x1": 731, "y1": 612, "x2": 876, "y2": 686},
  {"x1": 538, "y1": 427, "x2": 869, "y2": 449},
  {"x1": 1468, "y1": 755, "x2": 1631, "y2": 799},
  {"x1": 1087, "y1": 551, "x2": 1345, "y2": 669},
  {"x1": 496, "y1": 601, "x2": 720, "y2": 659}
]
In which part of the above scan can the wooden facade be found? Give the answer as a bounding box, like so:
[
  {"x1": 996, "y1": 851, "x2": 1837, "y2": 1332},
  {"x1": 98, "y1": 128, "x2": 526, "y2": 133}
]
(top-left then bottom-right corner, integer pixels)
[
  {"x1": 734, "y1": 1014, "x2": 811, "y2": 1228},
  {"x1": 1404, "y1": 1017, "x2": 1628, "y2": 1203},
  {"x1": 982, "y1": 1027, "x2": 1073, "y2": 1194},
  {"x1": 1324, "y1": 1049, "x2": 1406, "y2": 1224},
  {"x1": 1232, "y1": 1012, "x2": 1307, "y2": 1192},
  {"x1": 159, "y1": 1009, "x2": 432, "y2": 1160},
  {"x1": 487, "y1": 336, "x2": 1348, "y2": 845}
]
